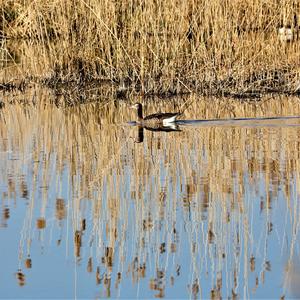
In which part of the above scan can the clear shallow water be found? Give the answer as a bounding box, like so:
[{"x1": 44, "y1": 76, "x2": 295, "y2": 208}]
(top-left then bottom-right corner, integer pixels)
[{"x1": 1, "y1": 90, "x2": 300, "y2": 298}]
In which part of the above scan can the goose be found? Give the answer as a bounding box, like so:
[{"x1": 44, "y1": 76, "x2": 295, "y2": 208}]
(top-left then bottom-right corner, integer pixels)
[{"x1": 131, "y1": 102, "x2": 181, "y2": 126}]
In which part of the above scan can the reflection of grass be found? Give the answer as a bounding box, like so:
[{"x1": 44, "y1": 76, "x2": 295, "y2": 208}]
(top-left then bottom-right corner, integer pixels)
[
  {"x1": 1, "y1": 90, "x2": 300, "y2": 296},
  {"x1": 1, "y1": 1, "x2": 300, "y2": 94}
]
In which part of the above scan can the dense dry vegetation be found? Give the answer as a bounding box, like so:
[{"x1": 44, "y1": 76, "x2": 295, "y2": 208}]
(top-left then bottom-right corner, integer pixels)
[{"x1": 1, "y1": 0, "x2": 300, "y2": 96}]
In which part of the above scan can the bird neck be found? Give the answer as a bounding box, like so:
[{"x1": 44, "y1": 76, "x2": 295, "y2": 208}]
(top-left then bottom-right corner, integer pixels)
[{"x1": 137, "y1": 105, "x2": 143, "y2": 121}]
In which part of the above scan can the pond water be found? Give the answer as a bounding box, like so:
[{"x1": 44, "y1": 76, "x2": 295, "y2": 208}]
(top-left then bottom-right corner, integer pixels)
[{"x1": 1, "y1": 88, "x2": 300, "y2": 298}]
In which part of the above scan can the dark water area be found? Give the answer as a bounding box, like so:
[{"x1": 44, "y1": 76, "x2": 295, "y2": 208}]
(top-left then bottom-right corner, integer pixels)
[{"x1": 1, "y1": 88, "x2": 300, "y2": 298}]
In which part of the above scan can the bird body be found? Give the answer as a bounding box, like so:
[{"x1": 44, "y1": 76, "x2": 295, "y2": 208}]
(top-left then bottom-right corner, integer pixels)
[{"x1": 131, "y1": 103, "x2": 181, "y2": 126}]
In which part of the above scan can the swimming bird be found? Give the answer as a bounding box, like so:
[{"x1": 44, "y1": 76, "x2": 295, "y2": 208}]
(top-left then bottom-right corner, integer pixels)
[{"x1": 131, "y1": 102, "x2": 181, "y2": 126}]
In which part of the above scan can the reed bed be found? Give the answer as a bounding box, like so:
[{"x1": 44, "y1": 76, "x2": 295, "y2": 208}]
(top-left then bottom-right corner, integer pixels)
[
  {"x1": 1, "y1": 88, "x2": 300, "y2": 297},
  {"x1": 1, "y1": 0, "x2": 300, "y2": 95}
]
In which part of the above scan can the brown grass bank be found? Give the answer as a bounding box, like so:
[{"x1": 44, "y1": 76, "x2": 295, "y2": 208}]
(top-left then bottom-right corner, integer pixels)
[{"x1": 1, "y1": 0, "x2": 300, "y2": 96}]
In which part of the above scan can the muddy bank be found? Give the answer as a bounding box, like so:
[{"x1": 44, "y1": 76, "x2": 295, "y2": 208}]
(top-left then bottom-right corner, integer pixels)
[{"x1": 0, "y1": 65, "x2": 299, "y2": 103}]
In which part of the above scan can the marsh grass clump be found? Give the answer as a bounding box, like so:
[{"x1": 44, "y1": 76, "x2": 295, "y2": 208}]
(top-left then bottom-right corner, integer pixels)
[{"x1": 1, "y1": 0, "x2": 300, "y2": 96}]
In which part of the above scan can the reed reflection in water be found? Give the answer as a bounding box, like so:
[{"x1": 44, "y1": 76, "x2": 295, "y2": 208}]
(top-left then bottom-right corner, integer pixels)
[{"x1": 0, "y1": 89, "x2": 300, "y2": 298}]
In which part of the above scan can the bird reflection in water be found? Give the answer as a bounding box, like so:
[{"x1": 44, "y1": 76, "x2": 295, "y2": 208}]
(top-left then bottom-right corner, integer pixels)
[{"x1": 132, "y1": 124, "x2": 181, "y2": 143}]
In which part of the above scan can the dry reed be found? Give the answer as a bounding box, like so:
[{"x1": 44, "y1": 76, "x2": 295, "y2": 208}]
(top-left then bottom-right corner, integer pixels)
[{"x1": 1, "y1": 0, "x2": 300, "y2": 95}]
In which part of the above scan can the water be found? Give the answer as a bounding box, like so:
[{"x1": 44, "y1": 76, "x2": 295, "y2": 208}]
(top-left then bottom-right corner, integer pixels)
[{"x1": 1, "y1": 88, "x2": 300, "y2": 298}]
